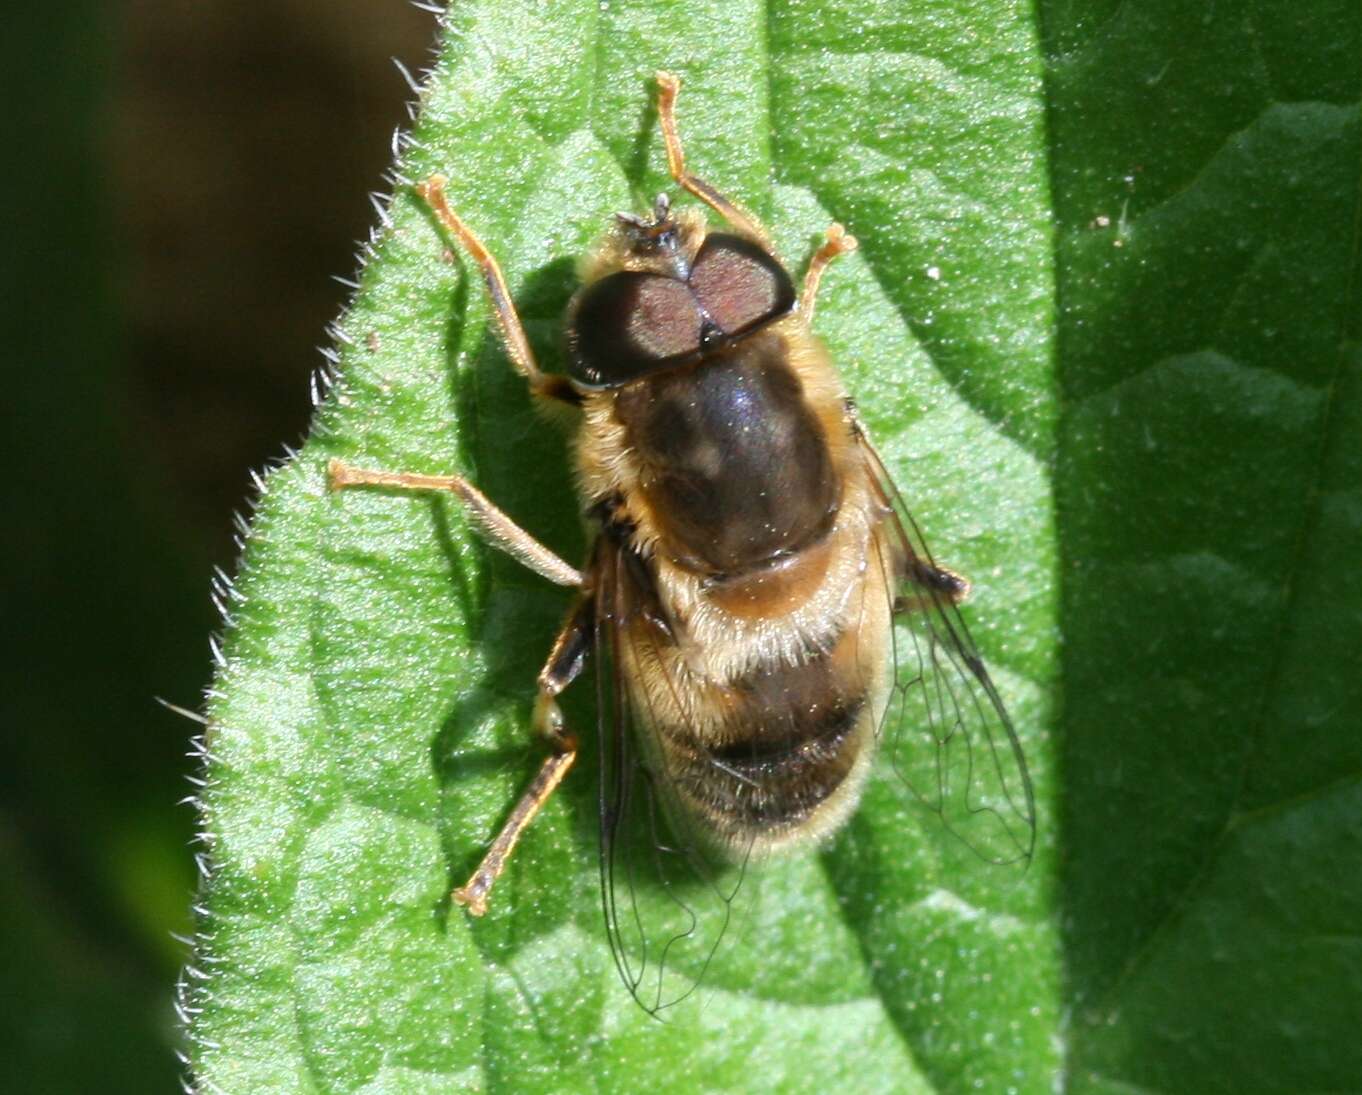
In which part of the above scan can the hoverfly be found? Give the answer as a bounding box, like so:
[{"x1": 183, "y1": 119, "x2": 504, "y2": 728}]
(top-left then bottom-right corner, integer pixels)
[{"x1": 329, "y1": 72, "x2": 1035, "y2": 1016}]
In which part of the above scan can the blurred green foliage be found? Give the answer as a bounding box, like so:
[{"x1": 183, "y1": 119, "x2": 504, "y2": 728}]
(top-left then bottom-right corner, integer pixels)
[{"x1": 2, "y1": 4, "x2": 206, "y2": 1093}]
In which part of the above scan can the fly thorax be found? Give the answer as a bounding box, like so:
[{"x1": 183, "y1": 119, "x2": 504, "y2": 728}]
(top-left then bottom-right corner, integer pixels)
[{"x1": 614, "y1": 332, "x2": 841, "y2": 576}]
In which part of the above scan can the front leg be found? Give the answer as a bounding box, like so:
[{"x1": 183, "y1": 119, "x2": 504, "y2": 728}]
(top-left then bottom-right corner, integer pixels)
[
  {"x1": 655, "y1": 71, "x2": 772, "y2": 247},
  {"x1": 416, "y1": 175, "x2": 579, "y2": 406}
]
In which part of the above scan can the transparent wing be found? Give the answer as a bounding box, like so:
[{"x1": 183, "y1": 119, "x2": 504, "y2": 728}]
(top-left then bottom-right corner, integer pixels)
[
  {"x1": 593, "y1": 537, "x2": 755, "y2": 1018},
  {"x1": 855, "y1": 424, "x2": 1037, "y2": 866}
]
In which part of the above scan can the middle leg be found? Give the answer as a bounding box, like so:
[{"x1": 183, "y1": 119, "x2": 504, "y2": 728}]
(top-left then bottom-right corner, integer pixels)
[{"x1": 327, "y1": 459, "x2": 583, "y2": 588}]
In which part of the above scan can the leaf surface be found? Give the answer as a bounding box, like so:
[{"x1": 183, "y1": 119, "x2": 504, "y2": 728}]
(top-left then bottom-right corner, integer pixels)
[
  {"x1": 190, "y1": 1, "x2": 1362, "y2": 1092},
  {"x1": 1043, "y1": 2, "x2": 1362, "y2": 1092}
]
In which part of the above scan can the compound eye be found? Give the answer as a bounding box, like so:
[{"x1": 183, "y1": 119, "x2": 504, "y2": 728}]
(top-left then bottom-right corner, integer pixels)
[
  {"x1": 688, "y1": 234, "x2": 796, "y2": 337},
  {"x1": 568, "y1": 272, "x2": 704, "y2": 387}
]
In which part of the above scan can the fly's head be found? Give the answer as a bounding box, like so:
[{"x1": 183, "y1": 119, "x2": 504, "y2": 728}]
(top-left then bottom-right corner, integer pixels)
[{"x1": 565, "y1": 194, "x2": 794, "y2": 390}]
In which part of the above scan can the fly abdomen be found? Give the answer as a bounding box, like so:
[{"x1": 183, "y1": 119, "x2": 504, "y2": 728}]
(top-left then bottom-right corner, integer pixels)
[
  {"x1": 700, "y1": 693, "x2": 865, "y2": 832},
  {"x1": 659, "y1": 636, "x2": 878, "y2": 850}
]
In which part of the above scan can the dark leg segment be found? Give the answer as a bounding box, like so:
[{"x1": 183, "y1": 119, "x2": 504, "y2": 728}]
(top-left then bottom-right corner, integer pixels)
[
  {"x1": 452, "y1": 594, "x2": 595, "y2": 916},
  {"x1": 894, "y1": 562, "x2": 971, "y2": 615},
  {"x1": 844, "y1": 407, "x2": 971, "y2": 615}
]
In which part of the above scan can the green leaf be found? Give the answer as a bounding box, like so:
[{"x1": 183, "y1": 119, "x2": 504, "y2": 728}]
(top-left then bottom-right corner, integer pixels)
[
  {"x1": 188, "y1": 1, "x2": 1361, "y2": 1092},
  {"x1": 1045, "y1": 2, "x2": 1362, "y2": 1092}
]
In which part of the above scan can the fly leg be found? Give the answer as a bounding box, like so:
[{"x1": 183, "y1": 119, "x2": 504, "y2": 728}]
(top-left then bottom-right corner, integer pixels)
[
  {"x1": 453, "y1": 593, "x2": 595, "y2": 915},
  {"x1": 341, "y1": 177, "x2": 589, "y2": 906},
  {"x1": 844, "y1": 406, "x2": 969, "y2": 614},
  {"x1": 326, "y1": 466, "x2": 592, "y2": 915},
  {"x1": 800, "y1": 223, "x2": 858, "y2": 325},
  {"x1": 416, "y1": 175, "x2": 579, "y2": 406},
  {"x1": 655, "y1": 71, "x2": 772, "y2": 247},
  {"x1": 326, "y1": 461, "x2": 581, "y2": 588}
]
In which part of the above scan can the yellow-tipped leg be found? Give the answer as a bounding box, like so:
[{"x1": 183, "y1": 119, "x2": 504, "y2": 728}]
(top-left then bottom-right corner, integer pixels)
[
  {"x1": 453, "y1": 747, "x2": 577, "y2": 916},
  {"x1": 801, "y1": 223, "x2": 858, "y2": 325}
]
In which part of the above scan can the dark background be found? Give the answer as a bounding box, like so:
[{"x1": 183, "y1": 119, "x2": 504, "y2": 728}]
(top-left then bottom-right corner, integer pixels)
[{"x1": 2, "y1": 3, "x2": 434, "y2": 1089}]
